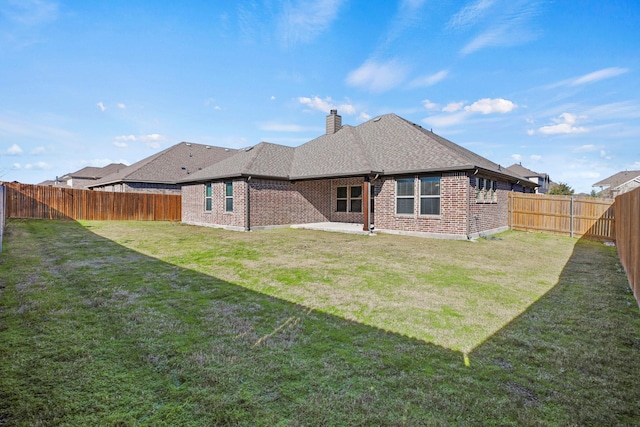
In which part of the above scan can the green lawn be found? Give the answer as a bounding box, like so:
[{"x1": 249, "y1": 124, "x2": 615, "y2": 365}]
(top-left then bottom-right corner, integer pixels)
[{"x1": 1, "y1": 219, "x2": 639, "y2": 426}]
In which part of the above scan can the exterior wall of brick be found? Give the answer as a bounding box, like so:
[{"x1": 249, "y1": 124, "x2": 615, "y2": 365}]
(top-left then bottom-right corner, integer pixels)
[
  {"x1": 182, "y1": 180, "x2": 246, "y2": 229},
  {"x1": 373, "y1": 173, "x2": 470, "y2": 236},
  {"x1": 468, "y1": 175, "x2": 509, "y2": 236},
  {"x1": 248, "y1": 179, "x2": 330, "y2": 227},
  {"x1": 93, "y1": 182, "x2": 180, "y2": 194}
]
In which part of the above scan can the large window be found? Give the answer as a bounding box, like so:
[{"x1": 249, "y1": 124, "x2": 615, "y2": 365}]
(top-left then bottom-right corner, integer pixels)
[
  {"x1": 205, "y1": 183, "x2": 212, "y2": 211},
  {"x1": 225, "y1": 181, "x2": 233, "y2": 212},
  {"x1": 420, "y1": 177, "x2": 440, "y2": 215},
  {"x1": 396, "y1": 178, "x2": 414, "y2": 215},
  {"x1": 336, "y1": 185, "x2": 363, "y2": 212}
]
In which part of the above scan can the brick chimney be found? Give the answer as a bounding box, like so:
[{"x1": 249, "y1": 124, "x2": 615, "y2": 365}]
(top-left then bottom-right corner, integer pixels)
[{"x1": 326, "y1": 109, "x2": 342, "y2": 135}]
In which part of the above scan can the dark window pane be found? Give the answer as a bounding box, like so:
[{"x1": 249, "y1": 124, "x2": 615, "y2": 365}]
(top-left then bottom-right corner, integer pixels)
[
  {"x1": 350, "y1": 186, "x2": 362, "y2": 198},
  {"x1": 205, "y1": 198, "x2": 212, "y2": 211},
  {"x1": 420, "y1": 197, "x2": 440, "y2": 215},
  {"x1": 420, "y1": 177, "x2": 440, "y2": 196},
  {"x1": 205, "y1": 183, "x2": 212, "y2": 197},
  {"x1": 225, "y1": 197, "x2": 233, "y2": 212},
  {"x1": 350, "y1": 199, "x2": 362, "y2": 212},
  {"x1": 337, "y1": 186, "x2": 347, "y2": 199},
  {"x1": 397, "y1": 178, "x2": 414, "y2": 196},
  {"x1": 225, "y1": 182, "x2": 233, "y2": 197},
  {"x1": 397, "y1": 198, "x2": 414, "y2": 214},
  {"x1": 492, "y1": 180, "x2": 498, "y2": 191},
  {"x1": 336, "y1": 200, "x2": 347, "y2": 212}
]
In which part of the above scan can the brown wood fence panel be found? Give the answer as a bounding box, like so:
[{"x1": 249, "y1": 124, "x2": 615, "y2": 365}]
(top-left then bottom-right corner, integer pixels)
[
  {"x1": 4, "y1": 183, "x2": 181, "y2": 221},
  {"x1": 508, "y1": 193, "x2": 615, "y2": 241},
  {"x1": 615, "y1": 187, "x2": 640, "y2": 307}
]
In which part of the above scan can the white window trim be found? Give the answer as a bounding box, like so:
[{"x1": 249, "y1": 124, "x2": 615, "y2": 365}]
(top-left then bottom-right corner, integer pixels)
[
  {"x1": 419, "y1": 176, "x2": 441, "y2": 216},
  {"x1": 396, "y1": 178, "x2": 415, "y2": 216}
]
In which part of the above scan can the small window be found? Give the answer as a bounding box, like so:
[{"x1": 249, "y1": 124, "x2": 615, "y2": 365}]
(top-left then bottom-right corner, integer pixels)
[
  {"x1": 420, "y1": 177, "x2": 440, "y2": 215},
  {"x1": 225, "y1": 182, "x2": 233, "y2": 212},
  {"x1": 205, "y1": 183, "x2": 212, "y2": 211},
  {"x1": 396, "y1": 178, "x2": 414, "y2": 215},
  {"x1": 336, "y1": 186, "x2": 347, "y2": 212},
  {"x1": 350, "y1": 186, "x2": 362, "y2": 212}
]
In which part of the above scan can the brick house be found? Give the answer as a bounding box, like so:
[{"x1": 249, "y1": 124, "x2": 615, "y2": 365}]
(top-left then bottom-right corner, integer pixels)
[
  {"x1": 593, "y1": 170, "x2": 640, "y2": 198},
  {"x1": 87, "y1": 142, "x2": 237, "y2": 194},
  {"x1": 180, "y1": 111, "x2": 537, "y2": 239},
  {"x1": 506, "y1": 163, "x2": 552, "y2": 194}
]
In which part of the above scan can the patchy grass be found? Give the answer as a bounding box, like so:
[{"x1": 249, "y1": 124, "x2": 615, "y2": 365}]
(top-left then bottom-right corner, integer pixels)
[
  {"x1": 86, "y1": 221, "x2": 576, "y2": 353},
  {"x1": 0, "y1": 219, "x2": 638, "y2": 426}
]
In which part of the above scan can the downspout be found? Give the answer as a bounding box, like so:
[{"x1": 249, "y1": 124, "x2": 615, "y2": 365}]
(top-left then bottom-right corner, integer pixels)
[{"x1": 246, "y1": 176, "x2": 252, "y2": 232}]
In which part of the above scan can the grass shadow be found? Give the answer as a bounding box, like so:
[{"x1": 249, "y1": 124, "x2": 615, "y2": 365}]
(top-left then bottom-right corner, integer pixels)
[{"x1": 1, "y1": 219, "x2": 639, "y2": 425}]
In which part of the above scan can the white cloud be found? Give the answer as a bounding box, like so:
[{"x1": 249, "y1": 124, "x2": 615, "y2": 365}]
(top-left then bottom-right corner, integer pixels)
[
  {"x1": 97, "y1": 102, "x2": 106, "y2": 112},
  {"x1": 358, "y1": 112, "x2": 371, "y2": 122},
  {"x1": 270, "y1": 96, "x2": 276, "y2": 100},
  {"x1": 3, "y1": 0, "x2": 59, "y2": 26},
  {"x1": 117, "y1": 103, "x2": 126, "y2": 109},
  {"x1": 7, "y1": 143, "x2": 23, "y2": 155},
  {"x1": 570, "y1": 67, "x2": 629, "y2": 86},
  {"x1": 298, "y1": 96, "x2": 356, "y2": 115},
  {"x1": 24, "y1": 161, "x2": 51, "y2": 170},
  {"x1": 114, "y1": 133, "x2": 165, "y2": 149},
  {"x1": 526, "y1": 129, "x2": 535, "y2": 136},
  {"x1": 574, "y1": 144, "x2": 598, "y2": 153},
  {"x1": 345, "y1": 59, "x2": 408, "y2": 92},
  {"x1": 447, "y1": 0, "x2": 495, "y2": 30},
  {"x1": 410, "y1": 70, "x2": 448, "y2": 87},
  {"x1": 464, "y1": 98, "x2": 516, "y2": 114},
  {"x1": 537, "y1": 113, "x2": 588, "y2": 135},
  {"x1": 452, "y1": 0, "x2": 542, "y2": 55},
  {"x1": 530, "y1": 154, "x2": 542, "y2": 161},
  {"x1": 279, "y1": 0, "x2": 344, "y2": 47},
  {"x1": 422, "y1": 111, "x2": 469, "y2": 128},
  {"x1": 116, "y1": 135, "x2": 137, "y2": 142},
  {"x1": 443, "y1": 101, "x2": 465, "y2": 113},
  {"x1": 12, "y1": 163, "x2": 21, "y2": 170},
  {"x1": 30, "y1": 146, "x2": 46, "y2": 154},
  {"x1": 511, "y1": 154, "x2": 522, "y2": 161},
  {"x1": 422, "y1": 99, "x2": 439, "y2": 111}
]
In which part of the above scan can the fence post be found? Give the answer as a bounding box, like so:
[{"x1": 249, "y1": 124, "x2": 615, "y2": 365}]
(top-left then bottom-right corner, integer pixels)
[{"x1": 570, "y1": 196, "x2": 574, "y2": 238}]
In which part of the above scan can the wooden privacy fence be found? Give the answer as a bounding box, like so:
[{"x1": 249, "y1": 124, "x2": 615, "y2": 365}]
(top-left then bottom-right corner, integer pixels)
[
  {"x1": 615, "y1": 187, "x2": 640, "y2": 307},
  {"x1": 508, "y1": 193, "x2": 615, "y2": 241},
  {"x1": 4, "y1": 182, "x2": 181, "y2": 221}
]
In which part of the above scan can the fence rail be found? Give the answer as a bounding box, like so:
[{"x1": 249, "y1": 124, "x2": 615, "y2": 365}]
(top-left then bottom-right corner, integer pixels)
[
  {"x1": 508, "y1": 193, "x2": 615, "y2": 241},
  {"x1": 4, "y1": 182, "x2": 181, "y2": 221},
  {"x1": 615, "y1": 187, "x2": 640, "y2": 307}
]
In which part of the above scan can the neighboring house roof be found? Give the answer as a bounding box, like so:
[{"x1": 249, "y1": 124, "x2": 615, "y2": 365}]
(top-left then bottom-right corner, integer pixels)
[
  {"x1": 506, "y1": 163, "x2": 549, "y2": 181},
  {"x1": 39, "y1": 163, "x2": 127, "y2": 187},
  {"x1": 181, "y1": 113, "x2": 537, "y2": 187},
  {"x1": 592, "y1": 170, "x2": 640, "y2": 189},
  {"x1": 87, "y1": 142, "x2": 238, "y2": 187}
]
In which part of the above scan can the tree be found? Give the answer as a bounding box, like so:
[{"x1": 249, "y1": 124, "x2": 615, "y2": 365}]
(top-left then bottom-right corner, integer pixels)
[
  {"x1": 589, "y1": 189, "x2": 600, "y2": 198},
  {"x1": 549, "y1": 182, "x2": 575, "y2": 196}
]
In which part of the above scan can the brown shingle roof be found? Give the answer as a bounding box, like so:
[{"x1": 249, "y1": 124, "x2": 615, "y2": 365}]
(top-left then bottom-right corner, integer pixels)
[
  {"x1": 593, "y1": 170, "x2": 640, "y2": 188},
  {"x1": 88, "y1": 142, "x2": 237, "y2": 187},
  {"x1": 180, "y1": 113, "x2": 536, "y2": 187},
  {"x1": 506, "y1": 163, "x2": 549, "y2": 180}
]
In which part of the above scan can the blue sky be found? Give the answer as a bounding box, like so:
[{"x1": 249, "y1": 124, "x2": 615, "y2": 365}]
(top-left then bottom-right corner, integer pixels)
[{"x1": 1, "y1": 0, "x2": 639, "y2": 193}]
